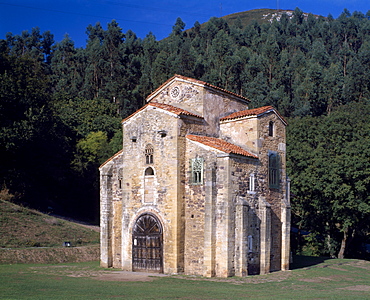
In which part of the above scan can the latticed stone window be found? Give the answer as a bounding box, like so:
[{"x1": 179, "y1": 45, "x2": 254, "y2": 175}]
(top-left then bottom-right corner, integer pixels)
[
  {"x1": 191, "y1": 157, "x2": 204, "y2": 185},
  {"x1": 268, "y1": 151, "x2": 279, "y2": 189},
  {"x1": 145, "y1": 144, "x2": 154, "y2": 164}
]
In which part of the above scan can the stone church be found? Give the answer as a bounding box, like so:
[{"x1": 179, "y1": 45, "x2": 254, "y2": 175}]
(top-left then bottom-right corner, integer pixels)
[{"x1": 99, "y1": 74, "x2": 291, "y2": 277}]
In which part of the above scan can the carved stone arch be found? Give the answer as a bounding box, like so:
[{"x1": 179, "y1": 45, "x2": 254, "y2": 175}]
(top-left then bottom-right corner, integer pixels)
[{"x1": 132, "y1": 213, "x2": 163, "y2": 273}]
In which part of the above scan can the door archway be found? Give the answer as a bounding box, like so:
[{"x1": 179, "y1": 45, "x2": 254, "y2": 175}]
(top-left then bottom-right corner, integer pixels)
[{"x1": 132, "y1": 213, "x2": 163, "y2": 273}]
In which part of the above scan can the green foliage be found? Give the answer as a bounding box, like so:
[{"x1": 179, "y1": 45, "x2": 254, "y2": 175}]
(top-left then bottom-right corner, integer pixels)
[
  {"x1": 73, "y1": 131, "x2": 110, "y2": 172},
  {"x1": 288, "y1": 102, "x2": 370, "y2": 258}
]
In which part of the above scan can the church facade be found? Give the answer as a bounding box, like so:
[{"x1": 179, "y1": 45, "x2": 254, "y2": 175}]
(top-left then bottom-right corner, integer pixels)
[{"x1": 99, "y1": 75, "x2": 290, "y2": 277}]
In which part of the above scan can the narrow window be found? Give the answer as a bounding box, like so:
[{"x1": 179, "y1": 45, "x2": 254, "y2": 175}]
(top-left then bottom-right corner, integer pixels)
[
  {"x1": 248, "y1": 235, "x2": 253, "y2": 253},
  {"x1": 268, "y1": 151, "x2": 279, "y2": 189},
  {"x1": 191, "y1": 157, "x2": 204, "y2": 185},
  {"x1": 144, "y1": 167, "x2": 155, "y2": 203},
  {"x1": 249, "y1": 173, "x2": 255, "y2": 192},
  {"x1": 268, "y1": 121, "x2": 274, "y2": 137},
  {"x1": 145, "y1": 144, "x2": 154, "y2": 164}
]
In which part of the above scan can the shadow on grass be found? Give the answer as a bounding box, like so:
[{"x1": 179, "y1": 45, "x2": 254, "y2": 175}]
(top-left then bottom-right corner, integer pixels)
[{"x1": 290, "y1": 255, "x2": 331, "y2": 270}]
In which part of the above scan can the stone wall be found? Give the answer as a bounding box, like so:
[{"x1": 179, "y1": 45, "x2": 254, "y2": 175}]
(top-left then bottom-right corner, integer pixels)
[{"x1": 121, "y1": 107, "x2": 184, "y2": 273}]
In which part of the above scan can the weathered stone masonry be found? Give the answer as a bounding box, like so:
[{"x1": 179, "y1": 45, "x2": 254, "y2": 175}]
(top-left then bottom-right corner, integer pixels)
[{"x1": 100, "y1": 74, "x2": 290, "y2": 277}]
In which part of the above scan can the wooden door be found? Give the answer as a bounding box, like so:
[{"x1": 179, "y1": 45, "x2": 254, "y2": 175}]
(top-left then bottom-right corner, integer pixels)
[{"x1": 132, "y1": 214, "x2": 163, "y2": 272}]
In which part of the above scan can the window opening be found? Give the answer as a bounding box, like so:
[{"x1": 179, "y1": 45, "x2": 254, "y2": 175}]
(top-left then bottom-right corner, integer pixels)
[
  {"x1": 268, "y1": 151, "x2": 279, "y2": 189},
  {"x1": 248, "y1": 235, "x2": 253, "y2": 253},
  {"x1": 268, "y1": 121, "x2": 274, "y2": 137},
  {"x1": 145, "y1": 167, "x2": 154, "y2": 176},
  {"x1": 249, "y1": 173, "x2": 255, "y2": 192},
  {"x1": 191, "y1": 157, "x2": 204, "y2": 185},
  {"x1": 145, "y1": 144, "x2": 154, "y2": 164}
]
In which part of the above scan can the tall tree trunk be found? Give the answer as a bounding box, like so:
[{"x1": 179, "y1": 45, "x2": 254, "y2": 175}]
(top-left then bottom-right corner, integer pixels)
[{"x1": 338, "y1": 227, "x2": 348, "y2": 259}]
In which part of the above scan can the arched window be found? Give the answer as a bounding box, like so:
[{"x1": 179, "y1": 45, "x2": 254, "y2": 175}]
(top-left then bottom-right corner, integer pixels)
[
  {"x1": 268, "y1": 121, "x2": 274, "y2": 137},
  {"x1": 145, "y1": 144, "x2": 154, "y2": 164},
  {"x1": 268, "y1": 151, "x2": 279, "y2": 189},
  {"x1": 145, "y1": 167, "x2": 154, "y2": 176},
  {"x1": 144, "y1": 167, "x2": 155, "y2": 203}
]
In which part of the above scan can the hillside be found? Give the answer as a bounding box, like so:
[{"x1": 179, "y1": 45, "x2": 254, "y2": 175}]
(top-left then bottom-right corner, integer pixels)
[
  {"x1": 221, "y1": 8, "x2": 322, "y2": 27},
  {"x1": 0, "y1": 200, "x2": 99, "y2": 249}
]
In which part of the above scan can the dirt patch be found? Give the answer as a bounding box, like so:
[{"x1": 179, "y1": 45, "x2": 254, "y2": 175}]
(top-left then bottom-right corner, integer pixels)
[
  {"x1": 339, "y1": 285, "x2": 370, "y2": 291},
  {"x1": 29, "y1": 265, "x2": 167, "y2": 282},
  {"x1": 94, "y1": 271, "x2": 167, "y2": 282}
]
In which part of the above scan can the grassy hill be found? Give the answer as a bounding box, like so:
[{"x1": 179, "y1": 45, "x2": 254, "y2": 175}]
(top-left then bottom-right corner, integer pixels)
[
  {"x1": 221, "y1": 8, "x2": 322, "y2": 27},
  {"x1": 185, "y1": 9, "x2": 322, "y2": 37},
  {"x1": 0, "y1": 199, "x2": 99, "y2": 249},
  {"x1": 222, "y1": 8, "x2": 283, "y2": 26}
]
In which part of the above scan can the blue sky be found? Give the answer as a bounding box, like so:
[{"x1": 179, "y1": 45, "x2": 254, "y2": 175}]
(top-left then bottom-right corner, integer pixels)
[{"x1": 0, "y1": 0, "x2": 369, "y2": 48}]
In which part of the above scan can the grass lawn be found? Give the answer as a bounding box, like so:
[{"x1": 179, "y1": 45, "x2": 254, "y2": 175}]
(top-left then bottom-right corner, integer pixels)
[{"x1": 1, "y1": 257, "x2": 370, "y2": 299}]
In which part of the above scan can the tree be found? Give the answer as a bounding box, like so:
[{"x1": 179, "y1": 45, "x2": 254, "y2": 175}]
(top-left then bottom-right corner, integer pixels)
[
  {"x1": 288, "y1": 102, "x2": 370, "y2": 258},
  {"x1": 0, "y1": 49, "x2": 72, "y2": 211}
]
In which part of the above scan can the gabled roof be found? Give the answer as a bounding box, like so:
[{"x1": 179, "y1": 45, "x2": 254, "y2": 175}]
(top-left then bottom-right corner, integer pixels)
[
  {"x1": 220, "y1": 105, "x2": 288, "y2": 125},
  {"x1": 121, "y1": 102, "x2": 203, "y2": 124},
  {"x1": 186, "y1": 134, "x2": 258, "y2": 159},
  {"x1": 146, "y1": 74, "x2": 250, "y2": 103},
  {"x1": 99, "y1": 149, "x2": 123, "y2": 169}
]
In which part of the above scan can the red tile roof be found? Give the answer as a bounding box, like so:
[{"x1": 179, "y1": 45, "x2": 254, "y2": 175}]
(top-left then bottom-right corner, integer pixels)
[
  {"x1": 186, "y1": 134, "x2": 258, "y2": 159},
  {"x1": 146, "y1": 74, "x2": 250, "y2": 103},
  {"x1": 220, "y1": 105, "x2": 287, "y2": 125},
  {"x1": 99, "y1": 149, "x2": 123, "y2": 169},
  {"x1": 149, "y1": 102, "x2": 202, "y2": 118},
  {"x1": 121, "y1": 102, "x2": 202, "y2": 123}
]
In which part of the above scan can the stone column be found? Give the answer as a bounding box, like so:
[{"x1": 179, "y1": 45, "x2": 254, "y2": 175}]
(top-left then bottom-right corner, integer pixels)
[
  {"x1": 259, "y1": 196, "x2": 271, "y2": 275},
  {"x1": 281, "y1": 177, "x2": 291, "y2": 271},
  {"x1": 215, "y1": 154, "x2": 233, "y2": 277},
  {"x1": 235, "y1": 197, "x2": 249, "y2": 277},
  {"x1": 203, "y1": 167, "x2": 216, "y2": 277},
  {"x1": 100, "y1": 169, "x2": 113, "y2": 268}
]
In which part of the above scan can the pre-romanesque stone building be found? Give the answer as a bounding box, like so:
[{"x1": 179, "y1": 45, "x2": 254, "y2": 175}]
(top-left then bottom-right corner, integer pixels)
[{"x1": 100, "y1": 75, "x2": 290, "y2": 277}]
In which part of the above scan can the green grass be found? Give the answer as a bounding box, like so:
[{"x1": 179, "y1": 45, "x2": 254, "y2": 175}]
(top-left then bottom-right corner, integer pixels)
[
  {"x1": 1, "y1": 257, "x2": 370, "y2": 299},
  {"x1": 0, "y1": 200, "x2": 99, "y2": 248}
]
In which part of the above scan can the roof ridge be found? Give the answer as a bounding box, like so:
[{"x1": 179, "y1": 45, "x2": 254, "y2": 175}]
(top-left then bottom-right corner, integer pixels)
[
  {"x1": 121, "y1": 102, "x2": 203, "y2": 124},
  {"x1": 220, "y1": 105, "x2": 287, "y2": 124},
  {"x1": 149, "y1": 102, "x2": 203, "y2": 118},
  {"x1": 146, "y1": 74, "x2": 250, "y2": 102},
  {"x1": 186, "y1": 134, "x2": 258, "y2": 159},
  {"x1": 99, "y1": 149, "x2": 123, "y2": 169}
]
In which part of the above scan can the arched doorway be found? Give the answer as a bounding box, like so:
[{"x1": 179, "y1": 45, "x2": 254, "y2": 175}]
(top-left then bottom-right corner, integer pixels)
[{"x1": 132, "y1": 213, "x2": 163, "y2": 273}]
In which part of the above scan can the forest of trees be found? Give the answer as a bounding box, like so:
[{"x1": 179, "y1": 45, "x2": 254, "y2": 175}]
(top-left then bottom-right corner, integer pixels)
[{"x1": 0, "y1": 8, "x2": 369, "y2": 258}]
